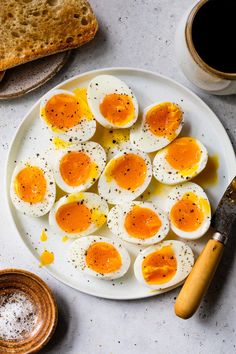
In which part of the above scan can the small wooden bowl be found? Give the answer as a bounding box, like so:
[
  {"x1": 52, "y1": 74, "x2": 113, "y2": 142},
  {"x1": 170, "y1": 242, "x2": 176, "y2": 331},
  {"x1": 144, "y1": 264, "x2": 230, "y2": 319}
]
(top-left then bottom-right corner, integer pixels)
[{"x1": 0, "y1": 269, "x2": 58, "y2": 354}]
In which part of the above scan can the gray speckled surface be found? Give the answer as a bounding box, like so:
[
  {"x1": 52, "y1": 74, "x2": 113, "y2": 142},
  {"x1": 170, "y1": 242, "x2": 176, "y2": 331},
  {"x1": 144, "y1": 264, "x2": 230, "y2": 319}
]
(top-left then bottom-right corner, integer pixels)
[{"x1": 0, "y1": 1, "x2": 236, "y2": 353}]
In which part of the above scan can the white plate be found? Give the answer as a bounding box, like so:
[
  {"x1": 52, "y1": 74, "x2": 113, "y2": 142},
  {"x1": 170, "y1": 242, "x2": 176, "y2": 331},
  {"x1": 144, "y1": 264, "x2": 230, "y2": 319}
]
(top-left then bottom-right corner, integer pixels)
[{"x1": 6, "y1": 68, "x2": 236, "y2": 300}]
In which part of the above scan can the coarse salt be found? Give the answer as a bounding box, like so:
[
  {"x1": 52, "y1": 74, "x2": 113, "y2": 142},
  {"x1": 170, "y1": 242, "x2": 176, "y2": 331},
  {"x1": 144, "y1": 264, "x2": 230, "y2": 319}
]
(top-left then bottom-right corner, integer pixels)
[{"x1": 0, "y1": 292, "x2": 38, "y2": 341}]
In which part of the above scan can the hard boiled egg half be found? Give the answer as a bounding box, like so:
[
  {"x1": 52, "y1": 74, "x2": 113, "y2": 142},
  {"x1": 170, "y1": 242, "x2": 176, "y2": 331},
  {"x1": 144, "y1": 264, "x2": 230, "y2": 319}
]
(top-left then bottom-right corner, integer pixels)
[
  {"x1": 153, "y1": 137, "x2": 208, "y2": 184},
  {"x1": 98, "y1": 148, "x2": 152, "y2": 204},
  {"x1": 87, "y1": 75, "x2": 138, "y2": 129},
  {"x1": 69, "y1": 236, "x2": 131, "y2": 280},
  {"x1": 108, "y1": 201, "x2": 169, "y2": 245},
  {"x1": 51, "y1": 141, "x2": 106, "y2": 193},
  {"x1": 10, "y1": 157, "x2": 56, "y2": 217},
  {"x1": 134, "y1": 240, "x2": 194, "y2": 290},
  {"x1": 131, "y1": 102, "x2": 184, "y2": 153},
  {"x1": 49, "y1": 192, "x2": 108, "y2": 238},
  {"x1": 166, "y1": 182, "x2": 211, "y2": 239},
  {"x1": 40, "y1": 88, "x2": 96, "y2": 142}
]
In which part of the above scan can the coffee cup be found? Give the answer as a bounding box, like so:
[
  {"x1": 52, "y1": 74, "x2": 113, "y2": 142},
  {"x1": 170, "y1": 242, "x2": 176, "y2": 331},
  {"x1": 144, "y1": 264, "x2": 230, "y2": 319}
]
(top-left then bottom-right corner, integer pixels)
[{"x1": 175, "y1": 0, "x2": 236, "y2": 95}]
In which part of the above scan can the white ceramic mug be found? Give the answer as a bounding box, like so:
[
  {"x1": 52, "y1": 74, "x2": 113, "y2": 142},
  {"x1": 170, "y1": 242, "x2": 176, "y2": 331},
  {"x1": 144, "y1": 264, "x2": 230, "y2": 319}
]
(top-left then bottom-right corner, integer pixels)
[{"x1": 175, "y1": 0, "x2": 236, "y2": 95}]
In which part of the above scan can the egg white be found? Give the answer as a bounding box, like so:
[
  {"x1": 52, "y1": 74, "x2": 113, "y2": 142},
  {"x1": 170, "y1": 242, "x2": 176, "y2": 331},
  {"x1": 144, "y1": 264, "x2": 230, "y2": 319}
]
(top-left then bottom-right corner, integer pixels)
[
  {"x1": 107, "y1": 201, "x2": 169, "y2": 245},
  {"x1": 98, "y1": 148, "x2": 152, "y2": 204},
  {"x1": 87, "y1": 75, "x2": 139, "y2": 129},
  {"x1": 49, "y1": 192, "x2": 109, "y2": 238},
  {"x1": 130, "y1": 102, "x2": 184, "y2": 153},
  {"x1": 153, "y1": 137, "x2": 208, "y2": 185},
  {"x1": 134, "y1": 240, "x2": 194, "y2": 290},
  {"x1": 166, "y1": 182, "x2": 211, "y2": 239},
  {"x1": 51, "y1": 141, "x2": 106, "y2": 193},
  {"x1": 69, "y1": 235, "x2": 131, "y2": 280},
  {"x1": 40, "y1": 89, "x2": 96, "y2": 142},
  {"x1": 10, "y1": 157, "x2": 56, "y2": 217}
]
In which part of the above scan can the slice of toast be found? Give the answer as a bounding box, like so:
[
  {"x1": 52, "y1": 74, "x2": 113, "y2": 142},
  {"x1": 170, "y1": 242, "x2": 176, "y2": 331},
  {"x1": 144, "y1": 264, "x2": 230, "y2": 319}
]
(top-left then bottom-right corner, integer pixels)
[{"x1": 0, "y1": 0, "x2": 98, "y2": 71}]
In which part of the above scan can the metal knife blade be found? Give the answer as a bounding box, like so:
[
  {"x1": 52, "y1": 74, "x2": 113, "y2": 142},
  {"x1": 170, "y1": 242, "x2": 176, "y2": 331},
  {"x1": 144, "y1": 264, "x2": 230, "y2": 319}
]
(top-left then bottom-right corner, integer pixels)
[{"x1": 211, "y1": 177, "x2": 236, "y2": 240}]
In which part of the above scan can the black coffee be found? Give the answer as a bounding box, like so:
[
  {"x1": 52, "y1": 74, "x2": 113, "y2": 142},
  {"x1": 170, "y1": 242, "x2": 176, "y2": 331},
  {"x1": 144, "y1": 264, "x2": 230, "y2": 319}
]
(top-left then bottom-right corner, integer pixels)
[{"x1": 192, "y1": 0, "x2": 236, "y2": 73}]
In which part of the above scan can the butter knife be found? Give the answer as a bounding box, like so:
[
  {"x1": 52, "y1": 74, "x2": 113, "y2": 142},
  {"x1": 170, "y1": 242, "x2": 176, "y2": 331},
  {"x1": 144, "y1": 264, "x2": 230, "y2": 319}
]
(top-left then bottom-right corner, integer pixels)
[{"x1": 175, "y1": 177, "x2": 236, "y2": 319}]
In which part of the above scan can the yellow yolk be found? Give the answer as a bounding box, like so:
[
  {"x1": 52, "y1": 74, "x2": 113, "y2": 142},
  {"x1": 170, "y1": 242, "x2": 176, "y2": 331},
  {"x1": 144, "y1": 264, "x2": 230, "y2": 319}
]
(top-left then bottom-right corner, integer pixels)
[
  {"x1": 73, "y1": 88, "x2": 88, "y2": 102},
  {"x1": 52, "y1": 137, "x2": 73, "y2": 150},
  {"x1": 85, "y1": 242, "x2": 122, "y2": 274},
  {"x1": 146, "y1": 102, "x2": 182, "y2": 140},
  {"x1": 14, "y1": 166, "x2": 46, "y2": 203},
  {"x1": 40, "y1": 250, "x2": 54, "y2": 266},
  {"x1": 73, "y1": 88, "x2": 93, "y2": 120},
  {"x1": 170, "y1": 192, "x2": 209, "y2": 232},
  {"x1": 193, "y1": 155, "x2": 219, "y2": 188},
  {"x1": 124, "y1": 205, "x2": 162, "y2": 239},
  {"x1": 139, "y1": 179, "x2": 172, "y2": 201},
  {"x1": 91, "y1": 208, "x2": 107, "y2": 228},
  {"x1": 67, "y1": 192, "x2": 84, "y2": 203},
  {"x1": 43, "y1": 94, "x2": 82, "y2": 131},
  {"x1": 56, "y1": 201, "x2": 91, "y2": 233},
  {"x1": 59, "y1": 151, "x2": 93, "y2": 187},
  {"x1": 166, "y1": 137, "x2": 201, "y2": 171},
  {"x1": 40, "y1": 229, "x2": 48, "y2": 242},
  {"x1": 142, "y1": 245, "x2": 177, "y2": 285},
  {"x1": 73, "y1": 87, "x2": 93, "y2": 120},
  {"x1": 100, "y1": 93, "x2": 135, "y2": 126},
  {"x1": 62, "y1": 236, "x2": 69, "y2": 242},
  {"x1": 105, "y1": 153, "x2": 147, "y2": 190},
  {"x1": 98, "y1": 127, "x2": 130, "y2": 150}
]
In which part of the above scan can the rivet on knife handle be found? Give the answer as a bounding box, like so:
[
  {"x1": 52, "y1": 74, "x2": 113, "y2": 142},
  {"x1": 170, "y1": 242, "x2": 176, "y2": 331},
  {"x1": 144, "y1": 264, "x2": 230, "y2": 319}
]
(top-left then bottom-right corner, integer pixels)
[{"x1": 174, "y1": 236, "x2": 224, "y2": 319}]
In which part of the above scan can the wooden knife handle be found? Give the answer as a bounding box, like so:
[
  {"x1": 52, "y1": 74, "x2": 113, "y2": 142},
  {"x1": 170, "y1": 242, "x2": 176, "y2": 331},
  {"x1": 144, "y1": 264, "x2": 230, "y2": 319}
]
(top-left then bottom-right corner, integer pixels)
[{"x1": 174, "y1": 238, "x2": 224, "y2": 319}]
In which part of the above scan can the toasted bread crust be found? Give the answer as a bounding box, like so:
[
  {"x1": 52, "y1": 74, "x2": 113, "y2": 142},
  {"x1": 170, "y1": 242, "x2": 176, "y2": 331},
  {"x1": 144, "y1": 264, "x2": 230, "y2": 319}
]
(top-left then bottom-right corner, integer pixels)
[{"x1": 0, "y1": 0, "x2": 98, "y2": 71}]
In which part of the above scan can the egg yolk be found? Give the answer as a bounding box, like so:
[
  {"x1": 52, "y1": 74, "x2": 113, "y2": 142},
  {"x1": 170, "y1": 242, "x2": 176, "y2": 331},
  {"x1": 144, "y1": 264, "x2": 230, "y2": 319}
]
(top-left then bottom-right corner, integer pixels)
[
  {"x1": 86, "y1": 242, "x2": 122, "y2": 274},
  {"x1": 105, "y1": 153, "x2": 147, "y2": 190},
  {"x1": 43, "y1": 94, "x2": 81, "y2": 131},
  {"x1": 60, "y1": 151, "x2": 92, "y2": 186},
  {"x1": 14, "y1": 166, "x2": 47, "y2": 203},
  {"x1": 56, "y1": 201, "x2": 91, "y2": 233},
  {"x1": 142, "y1": 245, "x2": 177, "y2": 285},
  {"x1": 166, "y1": 137, "x2": 201, "y2": 171},
  {"x1": 193, "y1": 155, "x2": 219, "y2": 188},
  {"x1": 124, "y1": 205, "x2": 162, "y2": 239},
  {"x1": 170, "y1": 192, "x2": 205, "y2": 232},
  {"x1": 40, "y1": 229, "x2": 48, "y2": 242},
  {"x1": 100, "y1": 93, "x2": 135, "y2": 126},
  {"x1": 52, "y1": 137, "x2": 73, "y2": 150},
  {"x1": 40, "y1": 250, "x2": 54, "y2": 266},
  {"x1": 62, "y1": 236, "x2": 69, "y2": 242},
  {"x1": 146, "y1": 102, "x2": 182, "y2": 139},
  {"x1": 98, "y1": 127, "x2": 130, "y2": 150},
  {"x1": 91, "y1": 208, "x2": 107, "y2": 228}
]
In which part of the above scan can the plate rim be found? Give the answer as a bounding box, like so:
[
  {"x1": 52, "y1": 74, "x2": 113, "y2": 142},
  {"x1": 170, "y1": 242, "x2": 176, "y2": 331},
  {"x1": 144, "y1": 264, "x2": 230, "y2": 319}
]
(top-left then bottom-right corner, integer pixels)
[{"x1": 5, "y1": 66, "x2": 236, "y2": 300}]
